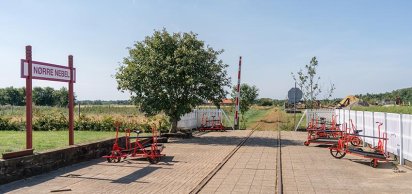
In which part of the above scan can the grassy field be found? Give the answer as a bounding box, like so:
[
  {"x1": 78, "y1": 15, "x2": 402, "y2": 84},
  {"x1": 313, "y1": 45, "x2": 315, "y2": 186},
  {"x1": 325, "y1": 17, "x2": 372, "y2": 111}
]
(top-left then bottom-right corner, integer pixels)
[
  {"x1": 242, "y1": 106, "x2": 272, "y2": 128},
  {"x1": 351, "y1": 105, "x2": 412, "y2": 114},
  {"x1": 0, "y1": 131, "x2": 117, "y2": 155},
  {"x1": 220, "y1": 105, "x2": 272, "y2": 129}
]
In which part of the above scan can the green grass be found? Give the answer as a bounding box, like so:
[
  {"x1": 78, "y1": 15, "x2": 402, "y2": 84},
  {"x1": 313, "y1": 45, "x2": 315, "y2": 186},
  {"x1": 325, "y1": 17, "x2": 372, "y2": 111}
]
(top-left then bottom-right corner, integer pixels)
[
  {"x1": 280, "y1": 110, "x2": 307, "y2": 131},
  {"x1": 351, "y1": 106, "x2": 412, "y2": 114},
  {"x1": 0, "y1": 131, "x2": 124, "y2": 156},
  {"x1": 242, "y1": 107, "x2": 272, "y2": 128},
  {"x1": 220, "y1": 106, "x2": 272, "y2": 129}
]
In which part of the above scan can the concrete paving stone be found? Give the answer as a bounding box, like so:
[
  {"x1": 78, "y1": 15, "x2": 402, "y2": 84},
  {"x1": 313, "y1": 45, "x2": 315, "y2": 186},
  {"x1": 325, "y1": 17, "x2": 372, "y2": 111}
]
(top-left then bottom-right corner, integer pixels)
[
  {"x1": 1, "y1": 130, "x2": 252, "y2": 194},
  {"x1": 201, "y1": 130, "x2": 278, "y2": 194},
  {"x1": 282, "y1": 131, "x2": 412, "y2": 194}
]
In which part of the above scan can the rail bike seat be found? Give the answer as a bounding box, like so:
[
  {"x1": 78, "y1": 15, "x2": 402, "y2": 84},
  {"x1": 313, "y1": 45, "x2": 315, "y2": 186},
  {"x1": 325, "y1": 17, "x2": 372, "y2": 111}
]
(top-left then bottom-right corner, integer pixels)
[{"x1": 133, "y1": 130, "x2": 142, "y2": 134}]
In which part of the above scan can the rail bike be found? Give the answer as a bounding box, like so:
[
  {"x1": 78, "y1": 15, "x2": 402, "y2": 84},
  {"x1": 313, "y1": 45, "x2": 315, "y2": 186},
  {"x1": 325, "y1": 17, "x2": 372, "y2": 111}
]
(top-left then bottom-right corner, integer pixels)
[
  {"x1": 304, "y1": 115, "x2": 343, "y2": 146},
  {"x1": 103, "y1": 123, "x2": 165, "y2": 164},
  {"x1": 199, "y1": 112, "x2": 225, "y2": 131},
  {"x1": 329, "y1": 122, "x2": 389, "y2": 168}
]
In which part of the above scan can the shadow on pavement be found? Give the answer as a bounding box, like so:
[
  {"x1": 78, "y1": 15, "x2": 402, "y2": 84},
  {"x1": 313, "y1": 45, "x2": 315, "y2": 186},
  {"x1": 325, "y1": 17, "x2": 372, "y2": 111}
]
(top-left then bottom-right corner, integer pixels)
[
  {"x1": 347, "y1": 158, "x2": 395, "y2": 169},
  {"x1": 112, "y1": 166, "x2": 161, "y2": 184},
  {"x1": 0, "y1": 158, "x2": 104, "y2": 193},
  {"x1": 0, "y1": 155, "x2": 178, "y2": 193}
]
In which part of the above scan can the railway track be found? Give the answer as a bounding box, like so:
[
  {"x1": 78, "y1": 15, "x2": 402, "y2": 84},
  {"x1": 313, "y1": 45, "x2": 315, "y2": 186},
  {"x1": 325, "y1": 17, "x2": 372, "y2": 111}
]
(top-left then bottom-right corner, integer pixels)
[
  {"x1": 190, "y1": 122, "x2": 284, "y2": 194},
  {"x1": 189, "y1": 124, "x2": 260, "y2": 194},
  {"x1": 277, "y1": 126, "x2": 283, "y2": 194}
]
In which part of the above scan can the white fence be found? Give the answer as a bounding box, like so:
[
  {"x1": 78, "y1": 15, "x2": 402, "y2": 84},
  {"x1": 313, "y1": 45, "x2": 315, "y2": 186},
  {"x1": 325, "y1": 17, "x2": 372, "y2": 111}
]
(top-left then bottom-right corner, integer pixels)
[
  {"x1": 307, "y1": 109, "x2": 412, "y2": 165},
  {"x1": 177, "y1": 109, "x2": 232, "y2": 130},
  {"x1": 306, "y1": 109, "x2": 335, "y2": 125}
]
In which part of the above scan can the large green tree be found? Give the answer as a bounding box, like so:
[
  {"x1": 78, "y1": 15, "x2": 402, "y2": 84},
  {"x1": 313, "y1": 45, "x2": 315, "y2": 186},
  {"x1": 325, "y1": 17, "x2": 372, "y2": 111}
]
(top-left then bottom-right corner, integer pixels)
[
  {"x1": 116, "y1": 29, "x2": 230, "y2": 132},
  {"x1": 231, "y1": 83, "x2": 259, "y2": 129}
]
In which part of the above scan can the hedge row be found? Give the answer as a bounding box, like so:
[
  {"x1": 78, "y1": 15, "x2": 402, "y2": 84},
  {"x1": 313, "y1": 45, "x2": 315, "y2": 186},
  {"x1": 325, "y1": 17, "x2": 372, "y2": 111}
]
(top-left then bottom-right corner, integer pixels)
[{"x1": 0, "y1": 114, "x2": 169, "y2": 133}]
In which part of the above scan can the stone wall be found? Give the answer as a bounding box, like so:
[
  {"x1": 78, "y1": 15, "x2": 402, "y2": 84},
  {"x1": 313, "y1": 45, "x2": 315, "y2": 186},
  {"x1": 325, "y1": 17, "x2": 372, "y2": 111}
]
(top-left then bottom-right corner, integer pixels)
[{"x1": 0, "y1": 137, "x2": 123, "y2": 185}]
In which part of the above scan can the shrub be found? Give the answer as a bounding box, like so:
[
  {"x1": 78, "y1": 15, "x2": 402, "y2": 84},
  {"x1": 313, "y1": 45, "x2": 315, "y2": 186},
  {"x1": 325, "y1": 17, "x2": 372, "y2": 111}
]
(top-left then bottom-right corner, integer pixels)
[{"x1": 0, "y1": 117, "x2": 20, "y2": 131}]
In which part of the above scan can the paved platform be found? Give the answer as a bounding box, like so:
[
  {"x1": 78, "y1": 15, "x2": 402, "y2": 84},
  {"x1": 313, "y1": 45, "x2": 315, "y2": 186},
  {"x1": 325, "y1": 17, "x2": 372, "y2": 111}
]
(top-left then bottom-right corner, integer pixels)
[
  {"x1": 281, "y1": 131, "x2": 412, "y2": 194},
  {"x1": 200, "y1": 131, "x2": 278, "y2": 194},
  {"x1": 3, "y1": 129, "x2": 410, "y2": 194},
  {"x1": 0, "y1": 130, "x2": 251, "y2": 194}
]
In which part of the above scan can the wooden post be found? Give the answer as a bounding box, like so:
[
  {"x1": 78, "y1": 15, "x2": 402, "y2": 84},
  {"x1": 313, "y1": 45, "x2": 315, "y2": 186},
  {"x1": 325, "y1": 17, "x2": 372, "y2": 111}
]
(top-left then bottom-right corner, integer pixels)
[
  {"x1": 25, "y1": 45, "x2": 33, "y2": 149},
  {"x1": 68, "y1": 55, "x2": 74, "y2": 145}
]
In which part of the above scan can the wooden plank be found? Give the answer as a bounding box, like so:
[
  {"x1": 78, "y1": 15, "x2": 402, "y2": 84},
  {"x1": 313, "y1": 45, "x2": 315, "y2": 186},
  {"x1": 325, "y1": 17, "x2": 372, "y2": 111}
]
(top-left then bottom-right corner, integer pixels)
[{"x1": 2, "y1": 149, "x2": 34, "y2": 159}]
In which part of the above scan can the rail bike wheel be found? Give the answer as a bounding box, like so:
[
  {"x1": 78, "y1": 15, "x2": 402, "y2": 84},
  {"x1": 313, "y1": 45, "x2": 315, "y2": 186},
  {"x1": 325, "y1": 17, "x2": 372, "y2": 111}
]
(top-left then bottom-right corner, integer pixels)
[
  {"x1": 370, "y1": 159, "x2": 378, "y2": 168},
  {"x1": 330, "y1": 144, "x2": 346, "y2": 159},
  {"x1": 350, "y1": 137, "x2": 362, "y2": 146},
  {"x1": 304, "y1": 141, "x2": 310, "y2": 146},
  {"x1": 147, "y1": 150, "x2": 161, "y2": 164},
  {"x1": 107, "y1": 150, "x2": 122, "y2": 163}
]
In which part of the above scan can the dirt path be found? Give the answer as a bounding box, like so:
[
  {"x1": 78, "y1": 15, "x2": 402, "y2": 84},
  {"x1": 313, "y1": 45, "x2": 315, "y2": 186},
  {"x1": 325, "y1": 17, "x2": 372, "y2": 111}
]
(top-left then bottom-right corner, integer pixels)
[{"x1": 250, "y1": 107, "x2": 287, "y2": 130}]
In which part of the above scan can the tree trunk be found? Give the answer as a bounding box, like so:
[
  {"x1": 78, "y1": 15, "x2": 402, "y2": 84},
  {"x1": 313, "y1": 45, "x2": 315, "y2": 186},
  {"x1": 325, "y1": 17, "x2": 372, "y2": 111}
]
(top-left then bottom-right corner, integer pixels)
[{"x1": 169, "y1": 118, "x2": 178, "y2": 133}]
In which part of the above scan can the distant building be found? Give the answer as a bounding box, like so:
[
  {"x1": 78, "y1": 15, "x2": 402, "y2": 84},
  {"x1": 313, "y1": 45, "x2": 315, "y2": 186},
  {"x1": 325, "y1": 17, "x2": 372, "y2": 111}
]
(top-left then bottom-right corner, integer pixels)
[
  {"x1": 221, "y1": 98, "x2": 234, "y2": 106},
  {"x1": 202, "y1": 98, "x2": 234, "y2": 106}
]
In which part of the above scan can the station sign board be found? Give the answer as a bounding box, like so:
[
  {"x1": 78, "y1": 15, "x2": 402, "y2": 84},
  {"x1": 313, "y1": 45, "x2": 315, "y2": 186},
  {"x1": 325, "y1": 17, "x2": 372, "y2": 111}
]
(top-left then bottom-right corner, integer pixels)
[{"x1": 21, "y1": 59, "x2": 76, "y2": 83}]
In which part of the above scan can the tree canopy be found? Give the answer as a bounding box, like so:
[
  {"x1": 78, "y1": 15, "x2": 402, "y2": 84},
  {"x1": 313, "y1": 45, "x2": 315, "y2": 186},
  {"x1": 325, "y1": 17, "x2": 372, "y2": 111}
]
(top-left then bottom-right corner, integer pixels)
[
  {"x1": 291, "y1": 56, "x2": 335, "y2": 108},
  {"x1": 0, "y1": 86, "x2": 70, "y2": 107},
  {"x1": 231, "y1": 84, "x2": 259, "y2": 114},
  {"x1": 116, "y1": 29, "x2": 230, "y2": 132},
  {"x1": 231, "y1": 83, "x2": 259, "y2": 128}
]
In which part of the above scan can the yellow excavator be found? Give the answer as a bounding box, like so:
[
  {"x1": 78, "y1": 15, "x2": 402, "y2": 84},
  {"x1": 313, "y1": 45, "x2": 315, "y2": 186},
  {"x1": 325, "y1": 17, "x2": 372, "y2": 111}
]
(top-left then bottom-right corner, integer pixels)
[{"x1": 337, "y1": 95, "x2": 359, "y2": 108}]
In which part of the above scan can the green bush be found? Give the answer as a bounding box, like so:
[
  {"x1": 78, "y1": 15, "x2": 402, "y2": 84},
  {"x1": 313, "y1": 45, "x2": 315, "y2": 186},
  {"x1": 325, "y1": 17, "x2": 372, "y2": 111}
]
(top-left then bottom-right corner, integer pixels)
[
  {"x1": 0, "y1": 117, "x2": 20, "y2": 131},
  {"x1": 33, "y1": 112, "x2": 68, "y2": 131},
  {"x1": 1, "y1": 111, "x2": 169, "y2": 133}
]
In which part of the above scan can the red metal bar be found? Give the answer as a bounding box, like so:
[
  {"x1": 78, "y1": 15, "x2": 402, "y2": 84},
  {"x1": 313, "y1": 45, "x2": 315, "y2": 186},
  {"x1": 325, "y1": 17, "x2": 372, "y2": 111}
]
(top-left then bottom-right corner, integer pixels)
[
  {"x1": 234, "y1": 56, "x2": 242, "y2": 129},
  {"x1": 68, "y1": 55, "x2": 74, "y2": 145},
  {"x1": 25, "y1": 45, "x2": 33, "y2": 149}
]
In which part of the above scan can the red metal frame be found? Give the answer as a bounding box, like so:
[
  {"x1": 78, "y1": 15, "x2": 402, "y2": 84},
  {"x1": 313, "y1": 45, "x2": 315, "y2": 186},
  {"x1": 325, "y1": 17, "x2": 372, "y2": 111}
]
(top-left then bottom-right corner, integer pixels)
[
  {"x1": 329, "y1": 122, "x2": 389, "y2": 168},
  {"x1": 103, "y1": 123, "x2": 165, "y2": 164},
  {"x1": 199, "y1": 112, "x2": 225, "y2": 131},
  {"x1": 304, "y1": 115, "x2": 343, "y2": 146},
  {"x1": 343, "y1": 119, "x2": 363, "y2": 146}
]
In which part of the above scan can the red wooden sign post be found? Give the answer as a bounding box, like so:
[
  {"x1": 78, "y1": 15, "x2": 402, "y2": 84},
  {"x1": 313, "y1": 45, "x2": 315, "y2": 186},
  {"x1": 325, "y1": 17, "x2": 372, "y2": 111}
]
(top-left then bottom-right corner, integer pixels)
[
  {"x1": 21, "y1": 45, "x2": 76, "y2": 149},
  {"x1": 25, "y1": 46, "x2": 33, "y2": 149}
]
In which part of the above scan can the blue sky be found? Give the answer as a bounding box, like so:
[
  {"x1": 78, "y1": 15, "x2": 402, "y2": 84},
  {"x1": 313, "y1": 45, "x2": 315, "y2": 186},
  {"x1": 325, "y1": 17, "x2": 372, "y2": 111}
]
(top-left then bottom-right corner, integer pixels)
[{"x1": 1, "y1": 0, "x2": 411, "y2": 100}]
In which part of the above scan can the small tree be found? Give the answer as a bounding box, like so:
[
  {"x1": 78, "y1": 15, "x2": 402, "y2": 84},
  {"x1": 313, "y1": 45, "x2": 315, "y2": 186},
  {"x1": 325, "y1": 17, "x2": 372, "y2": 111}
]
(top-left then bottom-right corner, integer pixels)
[
  {"x1": 291, "y1": 56, "x2": 334, "y2": 109},
  {"x1": 53, "y1": 87, "x2": 69, "y2": 107},
  {"x1": 231, "y1": 84, "x2": 259, "y2": 129},
  {"x1": 116, "y1": 29, "x2": 230, "y2": 133}
]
